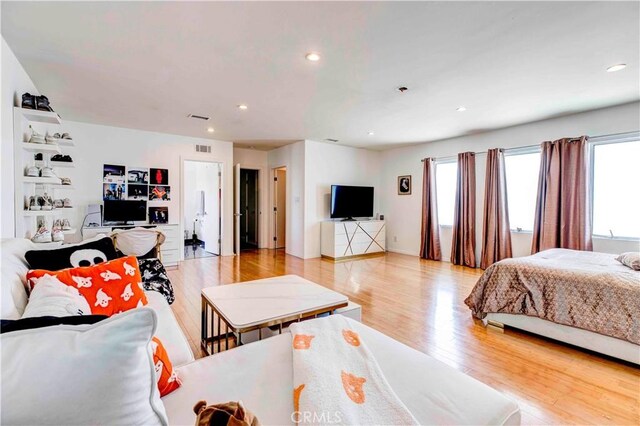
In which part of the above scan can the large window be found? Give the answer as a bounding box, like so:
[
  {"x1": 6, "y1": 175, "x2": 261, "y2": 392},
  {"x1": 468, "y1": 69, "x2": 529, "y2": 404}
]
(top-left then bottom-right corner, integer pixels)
[
  {"x1": 504, "y1": 151, "x2": 540, "y2": 232},
  {"x1": 592, "y1": 139, "x2": 640, "y2": 239},
  {"x1": 436, "y1": 161, "x2": 457, "y2": 226}
]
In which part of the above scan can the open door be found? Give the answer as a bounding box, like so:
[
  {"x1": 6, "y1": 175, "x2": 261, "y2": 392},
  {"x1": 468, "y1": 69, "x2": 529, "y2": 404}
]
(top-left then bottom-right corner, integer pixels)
[
  {"x1": 233, "y1": 163, "x2": 241, "y2": 255},
  {"x1": 274, "y1": 167, "x2": 286, "y2": 249},
  {"x1": 201, "y1": 163, "x2": 221, "y2": 255}
]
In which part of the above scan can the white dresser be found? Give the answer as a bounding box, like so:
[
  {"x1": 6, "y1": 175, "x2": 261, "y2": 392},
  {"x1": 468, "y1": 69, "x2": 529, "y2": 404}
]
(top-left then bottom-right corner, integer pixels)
[
  {"x1": 82, "y1": 223, "x2": 180, "y2": 267},
  {"x1": 321, "y1": 220, "x2": 385, "y2": 260}
]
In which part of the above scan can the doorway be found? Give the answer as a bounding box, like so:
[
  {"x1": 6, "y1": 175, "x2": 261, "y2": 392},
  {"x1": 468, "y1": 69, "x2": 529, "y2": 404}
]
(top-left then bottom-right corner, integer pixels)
[
  {"x1": 182, "y1": 160, "x2": 221, "y2": 259},
  {"x1": 240, "y1": 169, "x2": 259, "y2": 250},
  {"x1": 273, "y1": 167, "x2": 286, "y2": 249}
]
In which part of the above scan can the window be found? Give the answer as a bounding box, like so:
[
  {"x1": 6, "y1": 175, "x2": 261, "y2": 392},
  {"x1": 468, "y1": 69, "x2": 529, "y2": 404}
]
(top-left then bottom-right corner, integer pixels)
[
  {"x1": 504, "y1": 151, "x2": 540, "y2": 232},
  {"x1": 591, "y1": 139, "x2": 640, "y2": 239},
  {"x1": 436, "y1": 161, "x2": 457, "y2": 226}
]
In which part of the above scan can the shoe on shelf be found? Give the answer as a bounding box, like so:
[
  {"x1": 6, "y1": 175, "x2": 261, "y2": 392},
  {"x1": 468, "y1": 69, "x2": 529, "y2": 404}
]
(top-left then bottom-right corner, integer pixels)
[
  {"x1": 53, "y1": 219, "x2": 62, "y2": 229},
  {"x1": 60, "y1": 177, "x2": 72, "y2": 186},
  {"x1": 40, "y1": 167, "x2": 57, "y2": 178},
  {"x1": 34, "y1": 153, "x2": 43, "y2": 161},
  {"x1": 52, "y1": 228, "x2": 64, "y2": 242},
  {"x1": 61, "y1": 133, "x2": 73, "y2": 140},
  {"x1": 28, "y1": 195, "x2": 41, "y2": 211},
  {"x1": 32, "y1": 226, "x2": 52, "y2": 244},
  {"x1": 36, "y1": 195, "x2": 45, "y2": 210},
  {"x1": 25, "y1": 166, "x2": 40, "y2": 177},
  {"x1": 45, "y1": 134, "x2": 59, "y2": 145},
  {"x1": 63, "y1": 198, "x2": 72, "y2": 208},
  {"x1": 61, "y1": 219, "x2": 72, "y2": 230},
  {"x1": 41, "y1": 193, "x2": 53, "y2": 211},
  {"x1": 51, "y1": 154, "x2": 73, "y2": 163},
  {"x1": 53, "y1": 199, "x2": 64, "y2": 209},
  {"x1": 21, "y1": 93, "x2": 36, "y2": 109},
  {"x1": 28, "y1": 126, "x2": 45, "y2": 144},
  {"x1": 35, "y1": 95, "x2": 54, "y2": 112}
]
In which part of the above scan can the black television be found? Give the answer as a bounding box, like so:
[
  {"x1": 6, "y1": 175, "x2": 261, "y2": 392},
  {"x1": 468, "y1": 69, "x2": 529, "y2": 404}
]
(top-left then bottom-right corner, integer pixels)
[
  {"x1": 103, "y1": 200, "x2": 147, "y2": 224},
  {"x1": 330, "y1": 185, "x2": 374, "y2": 220}
]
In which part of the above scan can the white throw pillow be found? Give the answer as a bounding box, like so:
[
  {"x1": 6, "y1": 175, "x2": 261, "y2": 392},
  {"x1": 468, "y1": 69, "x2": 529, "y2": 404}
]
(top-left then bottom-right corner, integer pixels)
[
  {"x1": 1, "y1": 308, "x2": 168, "y2": 425},
  {"x1": 22, "y1": 274, "x2": 92, "y2": 318}
]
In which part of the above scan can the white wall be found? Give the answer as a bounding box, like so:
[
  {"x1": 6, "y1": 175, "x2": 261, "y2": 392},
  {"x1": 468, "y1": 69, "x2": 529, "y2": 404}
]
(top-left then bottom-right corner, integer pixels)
[
  {"x1": 304, "y1": 140, "x2": 382, "y2": 258},
  {"x1": 267, "y1": 141, "x2": 306, "y2": 258},
  {"x1": 1, "y1": 37, "x2": 40, "y2": 238},
  {"x1": 233, "y1": 147, "x2": 269, "y2": 249},
  {"x1": 380, "y1": 102, "x2": 640, "y2": 260},
  {"x1": 64, "y1": 120, "x2": 235, "y2": 256}
]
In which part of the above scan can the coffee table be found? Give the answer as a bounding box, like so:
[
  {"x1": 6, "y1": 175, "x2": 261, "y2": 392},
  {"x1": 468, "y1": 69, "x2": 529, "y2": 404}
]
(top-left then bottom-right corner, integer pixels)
[{"x1": 201, "y1": 275, "x2": 349, "y2": 355}]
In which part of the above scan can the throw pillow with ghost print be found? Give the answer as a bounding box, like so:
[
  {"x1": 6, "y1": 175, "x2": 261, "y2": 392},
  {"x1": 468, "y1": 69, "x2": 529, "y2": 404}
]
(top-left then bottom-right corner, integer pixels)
[{"x1": 27, "y1": 256, "x2": 147, "y2": 316}]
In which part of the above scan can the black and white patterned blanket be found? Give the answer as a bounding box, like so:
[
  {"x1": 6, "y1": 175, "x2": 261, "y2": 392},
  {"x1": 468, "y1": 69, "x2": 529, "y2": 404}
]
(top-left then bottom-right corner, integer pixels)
[{"x1": 138, "y1": 258, "x2": 175, "y2": 305}]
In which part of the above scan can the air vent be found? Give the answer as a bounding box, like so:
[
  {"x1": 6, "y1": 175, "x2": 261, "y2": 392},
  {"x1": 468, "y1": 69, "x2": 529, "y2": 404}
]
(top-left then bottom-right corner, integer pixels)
[
  {"x1": 325, "y1": 138, "x2": 339, "y2": 143},
  {"x1": 188, "y1": 114, "x2": 211, "y2": 121},
  {"x1": 195, "y1": 144, "x2": 212, "y2": 153}
]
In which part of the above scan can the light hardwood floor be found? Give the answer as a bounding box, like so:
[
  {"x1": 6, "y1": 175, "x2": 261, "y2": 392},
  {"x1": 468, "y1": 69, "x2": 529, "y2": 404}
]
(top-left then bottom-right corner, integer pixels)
[{"x1": 167, "y1": 250, "x2": 640, "y2": 426}]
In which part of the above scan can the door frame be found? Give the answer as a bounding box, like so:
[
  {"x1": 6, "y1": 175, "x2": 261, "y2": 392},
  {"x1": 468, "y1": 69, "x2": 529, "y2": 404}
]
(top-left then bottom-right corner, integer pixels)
[
  {"x1": 180, "y1": 157, "x2": 224, "y2": 260},
  {"x1": 270, "y1": 165, "x2": 287, "y2": 250},
  {"x1": 238, "y1": 165, "x2": 265, "y2": 249}
]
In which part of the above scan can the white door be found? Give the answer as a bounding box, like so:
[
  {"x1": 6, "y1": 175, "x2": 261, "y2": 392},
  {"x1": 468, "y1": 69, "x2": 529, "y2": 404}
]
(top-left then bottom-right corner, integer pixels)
[
  {"x1": 201, "y1": 163, "x2": 220, "y2": 255},
  {"x1": 233, "y1": 163, "x2": 241, "y2": 255}
]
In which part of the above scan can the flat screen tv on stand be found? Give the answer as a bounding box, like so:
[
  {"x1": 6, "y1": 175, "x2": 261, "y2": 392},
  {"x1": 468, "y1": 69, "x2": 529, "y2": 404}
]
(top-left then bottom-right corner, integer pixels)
[
  {"x1": 103, "y1": 200, "x2": 147, "y2": 225},
  {"x1": 330, "y1": 185, "x2": 374, "y2": 221}
]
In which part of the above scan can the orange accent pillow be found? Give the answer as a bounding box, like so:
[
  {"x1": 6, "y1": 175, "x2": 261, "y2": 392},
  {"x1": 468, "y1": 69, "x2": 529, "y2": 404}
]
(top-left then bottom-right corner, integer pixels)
[
  {"x1": 152, "y1": 336, "x2": 181, "y2": 397},
  {"x1": 27, "y1": 256, "x2": 148, "y2": 316}
]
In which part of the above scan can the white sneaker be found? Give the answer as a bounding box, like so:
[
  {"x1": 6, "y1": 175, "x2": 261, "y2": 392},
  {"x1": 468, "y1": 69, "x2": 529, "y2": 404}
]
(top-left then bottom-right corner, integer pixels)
[
  {"x1": 25, "y1": 166, "x2": 40, "y2": 177},
  {"x1": 28, "y1": 195, "x2": 41, "y2": 211},
  {"x1": 40, "y1": 167, "x2": 56, "y2": 178},
  {"x1": 53, "y1": 199, "x2": 64, "y2": 209},
  {"x1": 41, "y1": 193, "x2": 53, "y2": 210},
  {"x1": 28, "y1": 126, "x2": 45, "y2": 144},
  {"x1": 45, "y1": 134, "x2": 60, "y2": 145},
  {"x1": 63, "y1": 198, "x2": 72, "y2": 208},
  {"x1": 61, "y1": 219, "x2": 72, "y2": 230},
  {"x1": 52, "y1": 228, "x2": 64, "y2": 242},
  {"x1": 32, "y1": 226, "x2": 52, "y2": 243}
]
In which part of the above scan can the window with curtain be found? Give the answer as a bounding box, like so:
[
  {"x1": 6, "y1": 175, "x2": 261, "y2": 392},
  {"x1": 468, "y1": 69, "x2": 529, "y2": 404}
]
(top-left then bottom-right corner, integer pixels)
[
  {"x1": 504, "y1": 151, "x2": 540, "y2": 232},
  {"x1": 591, "y1": 139, "x2": 640, "y2": 239},
  {"x1": 436, "y1": 161, "x2": 457, "y2": 226}
]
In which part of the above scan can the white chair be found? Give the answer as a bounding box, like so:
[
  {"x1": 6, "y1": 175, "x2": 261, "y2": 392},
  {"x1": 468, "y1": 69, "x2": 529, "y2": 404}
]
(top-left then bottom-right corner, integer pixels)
[{"x1": 110, "y1": 227, "x2": 166, "y2": 260}]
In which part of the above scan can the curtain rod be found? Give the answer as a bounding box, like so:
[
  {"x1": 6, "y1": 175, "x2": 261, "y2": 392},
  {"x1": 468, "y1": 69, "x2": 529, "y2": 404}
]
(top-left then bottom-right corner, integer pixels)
[{"x1": 419, "y1": 131, "x2": 640, "y2": 162}]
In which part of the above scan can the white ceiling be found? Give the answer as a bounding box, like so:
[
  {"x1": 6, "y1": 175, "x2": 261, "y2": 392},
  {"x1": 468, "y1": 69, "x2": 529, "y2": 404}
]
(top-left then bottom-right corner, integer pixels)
[{"x1": 2, "y1": 2, "x2": 638, "y2": 150}]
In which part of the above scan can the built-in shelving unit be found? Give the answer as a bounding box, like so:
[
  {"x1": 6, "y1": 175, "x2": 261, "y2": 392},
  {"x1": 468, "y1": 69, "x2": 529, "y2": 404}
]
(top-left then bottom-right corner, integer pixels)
[{"x1": 13, "y1": 106, "x2": 77, "y2": 241}]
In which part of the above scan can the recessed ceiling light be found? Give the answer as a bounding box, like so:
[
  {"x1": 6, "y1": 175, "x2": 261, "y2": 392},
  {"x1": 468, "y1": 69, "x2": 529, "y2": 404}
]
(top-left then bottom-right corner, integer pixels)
[
  {"x1": 368, "y1": 131, "x2": 375, "y2": 136},
  {"x1": 606, "y1": 64, "x2": 626, "y2": 72},
  {"x1": 238, "y1": 104, "x2": 248, "y2": 110},
  {"x1": 456, "y1": 106, "x2": 467, "y2": 112},
  {"x1": 305, "y1": 52, "x2": 321, "y2": 62},
  {"x1": 207, "y1": 127, "x2": 215, "y2": 133}
]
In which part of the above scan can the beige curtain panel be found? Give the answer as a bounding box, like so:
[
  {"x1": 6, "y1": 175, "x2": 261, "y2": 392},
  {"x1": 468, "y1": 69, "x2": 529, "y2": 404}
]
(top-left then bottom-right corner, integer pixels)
[
  {"x1": 531, "y1": 136, "x2": 593, "y2": 254},
  {"x1": 451, "y1": 152, "x2": 476, "y2": 267},
  {"x1": 480, "y1": 148, "x2": 513, "y2": 269},
  {"x1": 419, "y1": 158, "x2": 442, "y2": 260}
]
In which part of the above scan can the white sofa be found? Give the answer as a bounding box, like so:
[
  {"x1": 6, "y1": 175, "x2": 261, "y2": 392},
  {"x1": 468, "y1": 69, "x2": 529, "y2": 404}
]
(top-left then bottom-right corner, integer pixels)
[{"x1": 1, "y1": 238, "x2": 521, "y2": 425}]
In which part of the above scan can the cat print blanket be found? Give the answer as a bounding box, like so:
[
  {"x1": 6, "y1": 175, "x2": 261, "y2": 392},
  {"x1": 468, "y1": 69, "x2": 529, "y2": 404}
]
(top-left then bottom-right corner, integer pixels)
[{"x1": 290, "y1": 315, "x2": 418, "y2": 425}]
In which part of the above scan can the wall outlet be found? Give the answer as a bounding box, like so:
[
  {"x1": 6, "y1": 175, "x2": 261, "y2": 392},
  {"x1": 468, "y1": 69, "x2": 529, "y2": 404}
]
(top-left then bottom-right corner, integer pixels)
[{"x1": 393, "y1": 236, "x2": 398, "y2": 242}]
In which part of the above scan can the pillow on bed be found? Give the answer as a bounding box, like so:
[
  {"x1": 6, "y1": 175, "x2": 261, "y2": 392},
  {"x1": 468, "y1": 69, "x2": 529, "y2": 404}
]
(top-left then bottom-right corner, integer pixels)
[{"x1": 616, "y1": 252, "x2": 640, "y2": 271}]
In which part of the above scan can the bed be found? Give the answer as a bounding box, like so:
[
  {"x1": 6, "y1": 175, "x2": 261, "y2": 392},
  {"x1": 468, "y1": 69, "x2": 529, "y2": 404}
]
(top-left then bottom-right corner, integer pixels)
[
  {"x1": 163, "y1": 318, "x2": 521, "y2": 425},
  {"x1": 465, "y1": 249, "x2": 640, "y2": 364}
]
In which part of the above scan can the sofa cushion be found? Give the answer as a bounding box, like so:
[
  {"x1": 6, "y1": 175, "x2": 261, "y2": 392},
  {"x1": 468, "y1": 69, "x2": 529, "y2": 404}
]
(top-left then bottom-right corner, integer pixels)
[
  {"x1": 24, "y1": 235, "x2": 119, "y2": 270},
  {"x1": 27, "y1": 256, "x2": 148, "y2": 316},
  {"x1": 21, "y1": 274, "x2": 91, "y2": 318},
  {"x1": 1, "y1": 308, "x2": 169, "y2": 425},
  {"x1": 0, "y1": 238, "x2": 34, "y2": 319},
  {"x1": 145, "y1": 291, "x2": 194, "y2": 368},
  {"x1": 152, "y1": 336, "x2": 181, "y2": 397}
]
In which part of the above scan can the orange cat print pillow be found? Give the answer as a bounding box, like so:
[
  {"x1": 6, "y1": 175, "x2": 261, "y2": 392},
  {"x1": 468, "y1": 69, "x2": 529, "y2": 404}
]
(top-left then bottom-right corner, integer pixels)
[{"x1": 27, "y1": 256, "x2": 147, "y2": 316}]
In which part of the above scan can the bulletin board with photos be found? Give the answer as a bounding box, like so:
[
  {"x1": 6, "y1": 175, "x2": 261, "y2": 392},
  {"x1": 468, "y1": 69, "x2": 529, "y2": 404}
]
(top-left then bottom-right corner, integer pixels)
[{"x1": 102, "y1": 164, "x2": 170, "y2": 222}]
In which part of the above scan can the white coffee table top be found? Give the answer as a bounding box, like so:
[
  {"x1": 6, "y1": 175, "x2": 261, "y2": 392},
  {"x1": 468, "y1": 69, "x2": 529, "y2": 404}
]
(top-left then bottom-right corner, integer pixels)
[{"x1": 201, "y1": 275, "x2": 348, "y2": 329}]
